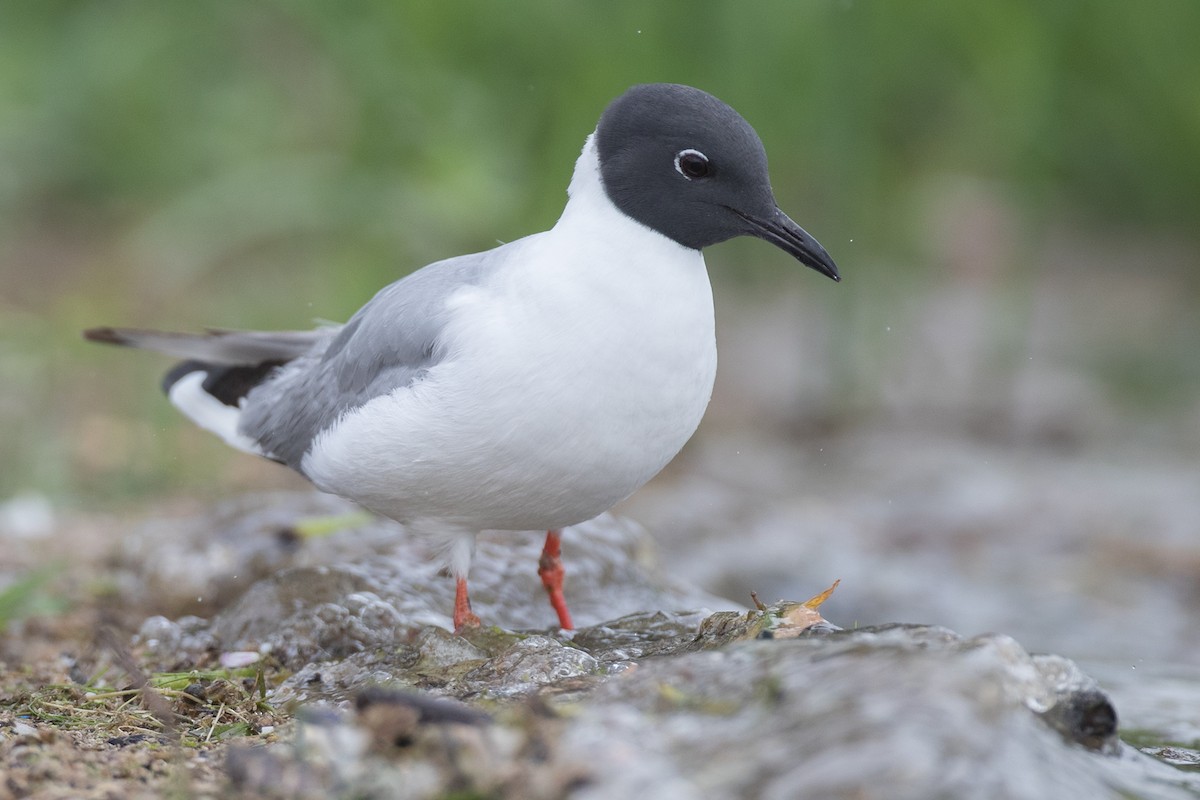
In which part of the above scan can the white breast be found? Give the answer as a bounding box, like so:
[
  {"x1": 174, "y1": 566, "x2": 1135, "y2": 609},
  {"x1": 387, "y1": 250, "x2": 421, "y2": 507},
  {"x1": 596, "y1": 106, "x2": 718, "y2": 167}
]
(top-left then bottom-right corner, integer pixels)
[{"x1": 303, "y1": 137, "x2": 717, "y2": 532}]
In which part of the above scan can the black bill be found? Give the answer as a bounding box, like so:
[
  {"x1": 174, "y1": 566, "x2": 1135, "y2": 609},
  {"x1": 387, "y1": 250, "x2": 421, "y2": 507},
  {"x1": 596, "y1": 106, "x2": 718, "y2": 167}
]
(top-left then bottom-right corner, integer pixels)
[{"x1": 732, "y1": 207, "x2": 841, "y2": 282}]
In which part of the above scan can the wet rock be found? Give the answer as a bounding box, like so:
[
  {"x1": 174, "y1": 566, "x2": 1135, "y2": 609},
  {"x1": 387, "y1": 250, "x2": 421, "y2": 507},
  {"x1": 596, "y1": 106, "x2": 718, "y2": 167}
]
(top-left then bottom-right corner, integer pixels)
[
  {"x1": 211, "y1": 568, "x2": 412, "y2": 663},
  {"x1": 460, "y1": 635, "x2": 600, "y2": 698},
  {"x1": 1040, "y1": 688, "x2": 1119, "y2": 751},
  {"x1": 215, "y1": 620, "x2": 1200, "y2": 800},
  {"x1": 558, "y1": 626, "x2": 1140, "y2": 800},
  {"x1": 406, "y1": 626, "x2": 490, "y2": 674},
  {"x1": 570, "y1": 609, "x2": 709, "y2": 663},
  {"x1": 266, "y1": 608, "x2": 733, "y2": 707},
  {"x1": 1029, "y1": 653, "x2": 1120, "y2": 751},
  {"x1": 142, "y1": 501, "x2": 739, "y2": 667},
  {"x1": 119, "y1": 496, "x2": 1200, "y2": 798}
]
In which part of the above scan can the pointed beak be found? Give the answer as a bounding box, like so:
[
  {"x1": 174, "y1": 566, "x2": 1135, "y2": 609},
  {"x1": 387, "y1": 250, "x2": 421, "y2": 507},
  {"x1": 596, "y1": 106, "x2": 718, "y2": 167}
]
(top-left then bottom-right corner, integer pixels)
[{"x1": 732, "y1": 206, "x2": 841, "y2": 282}]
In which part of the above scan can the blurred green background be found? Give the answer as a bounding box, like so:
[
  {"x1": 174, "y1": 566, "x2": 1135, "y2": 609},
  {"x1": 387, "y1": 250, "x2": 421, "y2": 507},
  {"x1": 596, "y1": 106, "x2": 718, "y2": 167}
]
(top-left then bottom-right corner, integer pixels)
[{"x1": 1, "y1": 1, "x2": 1198, "y2": 509}]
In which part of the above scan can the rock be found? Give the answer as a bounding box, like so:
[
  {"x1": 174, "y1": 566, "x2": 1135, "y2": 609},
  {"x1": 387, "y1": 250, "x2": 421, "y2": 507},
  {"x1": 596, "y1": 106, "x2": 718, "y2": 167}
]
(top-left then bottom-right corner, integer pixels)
[
  {"x1": 558, "y1": 626, "x2": 1128, "y2": 800},
  {"x1": 215, "y1": 622, "x2": 1200, "y2": 800},
  {"x1": 194, "y1": 513, "x2": 736, "y2": 667},
  {"x1": 120, "y1": 494, "x2": 1200, "y2": 799}
]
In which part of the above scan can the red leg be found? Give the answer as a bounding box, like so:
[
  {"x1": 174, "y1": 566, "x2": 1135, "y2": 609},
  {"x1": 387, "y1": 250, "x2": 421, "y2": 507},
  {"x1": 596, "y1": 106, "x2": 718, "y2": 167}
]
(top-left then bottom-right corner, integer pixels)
[
  {"x1": 453, "y1": 576, "x2": 481, "y2": 633},
  {"x1": 538, "y1": 529, "x2": 574, "y2": 630}
]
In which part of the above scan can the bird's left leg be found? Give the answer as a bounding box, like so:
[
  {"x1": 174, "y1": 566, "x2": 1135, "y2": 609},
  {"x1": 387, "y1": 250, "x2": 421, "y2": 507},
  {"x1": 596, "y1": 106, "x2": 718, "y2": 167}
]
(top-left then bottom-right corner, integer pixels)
[{"x1": 538, "y1": 529, "x2": 574, "y2": 630}]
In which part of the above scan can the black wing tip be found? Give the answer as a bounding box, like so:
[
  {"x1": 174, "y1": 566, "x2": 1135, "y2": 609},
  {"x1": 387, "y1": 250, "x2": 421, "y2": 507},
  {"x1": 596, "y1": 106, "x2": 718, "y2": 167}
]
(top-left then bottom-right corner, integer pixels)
[
  {"x1": 83, "y1": 326, "x2": 128, "y2": 345},
  {"x1": 162, "y1": 359, "x2": 285, "y2": 405}
]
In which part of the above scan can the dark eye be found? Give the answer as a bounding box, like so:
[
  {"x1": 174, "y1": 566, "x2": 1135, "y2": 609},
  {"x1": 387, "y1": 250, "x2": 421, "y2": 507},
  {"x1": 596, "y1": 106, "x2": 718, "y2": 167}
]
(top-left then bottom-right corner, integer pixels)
[{"x1": 674, "y1": 149, "x2": 710, "y2": 180}]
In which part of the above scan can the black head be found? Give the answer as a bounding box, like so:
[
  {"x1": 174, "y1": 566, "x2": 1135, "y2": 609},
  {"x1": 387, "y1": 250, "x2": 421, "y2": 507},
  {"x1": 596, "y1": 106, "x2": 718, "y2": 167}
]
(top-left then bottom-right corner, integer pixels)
[{"x1": 595, "y1": 83, "x2": 839, "y2": 281}]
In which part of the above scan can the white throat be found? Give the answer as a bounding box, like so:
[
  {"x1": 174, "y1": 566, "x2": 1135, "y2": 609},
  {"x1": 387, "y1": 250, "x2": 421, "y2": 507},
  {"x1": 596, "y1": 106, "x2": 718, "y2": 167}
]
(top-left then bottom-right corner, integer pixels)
[
  {"x1": 564, "y1": 133, "x2": 605, "y2": 207},
  {"x1": 554, "y1": 133, "x2": 667, "y2": 246}
]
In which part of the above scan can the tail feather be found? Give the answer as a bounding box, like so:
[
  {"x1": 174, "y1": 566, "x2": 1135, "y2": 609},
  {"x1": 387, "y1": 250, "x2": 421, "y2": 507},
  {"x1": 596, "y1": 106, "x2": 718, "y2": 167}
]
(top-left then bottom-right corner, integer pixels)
[
  {"x1": 83, "y1": 326, "x2": 322, "y2": 365},
  {"x1": 161, "y1": 359, "x2": 289, "y2": 406},
  {"x1": 84, "y1": 325, "x2": 324, "y2": 458}
]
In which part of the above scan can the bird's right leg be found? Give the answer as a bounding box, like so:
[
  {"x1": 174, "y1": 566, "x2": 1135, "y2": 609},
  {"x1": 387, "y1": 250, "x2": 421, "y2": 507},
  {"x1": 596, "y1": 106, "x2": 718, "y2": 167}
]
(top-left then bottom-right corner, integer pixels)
[
  {"x1": 445, "y1": 530, "x2": 481, "y2": 633},
  {"x1": 453, "y1": 577, "x2": 481, "y2": 632}
]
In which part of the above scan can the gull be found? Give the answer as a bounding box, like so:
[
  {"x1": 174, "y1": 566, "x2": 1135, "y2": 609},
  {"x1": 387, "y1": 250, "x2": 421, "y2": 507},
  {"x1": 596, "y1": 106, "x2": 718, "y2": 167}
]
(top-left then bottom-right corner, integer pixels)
[{"x1": 85, "y1": 83, "x2": 839, "y2": 632}]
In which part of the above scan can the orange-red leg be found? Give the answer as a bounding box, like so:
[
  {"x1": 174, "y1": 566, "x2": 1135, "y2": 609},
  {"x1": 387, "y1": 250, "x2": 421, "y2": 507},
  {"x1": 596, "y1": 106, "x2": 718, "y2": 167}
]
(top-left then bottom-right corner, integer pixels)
[
  {"x1": 538, "y1": 529, "x2": 574, "y2": 630},
  {"x1": 453, "y1": 577, "x2": 481, "y2": 633}
]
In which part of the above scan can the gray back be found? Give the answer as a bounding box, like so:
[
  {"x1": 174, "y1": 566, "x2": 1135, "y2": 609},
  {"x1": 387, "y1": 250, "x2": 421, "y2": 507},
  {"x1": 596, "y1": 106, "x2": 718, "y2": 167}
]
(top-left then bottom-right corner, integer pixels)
[{"x1": 239, "y1": 248, "x2": 496, "y2": 469}]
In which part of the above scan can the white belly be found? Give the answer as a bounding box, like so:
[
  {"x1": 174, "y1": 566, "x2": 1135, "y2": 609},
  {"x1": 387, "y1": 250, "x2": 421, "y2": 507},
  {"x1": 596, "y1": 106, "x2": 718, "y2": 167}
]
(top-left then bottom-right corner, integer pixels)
[{"x1": 303, "y1": 225, "x2": 716, "y2": 532}]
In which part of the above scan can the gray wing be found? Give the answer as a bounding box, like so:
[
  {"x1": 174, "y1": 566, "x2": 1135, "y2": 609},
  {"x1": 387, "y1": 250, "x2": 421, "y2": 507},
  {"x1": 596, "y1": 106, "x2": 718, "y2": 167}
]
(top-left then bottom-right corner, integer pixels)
[{"x1": 238, "y1": 248, "x2": 495, "y2": 469}]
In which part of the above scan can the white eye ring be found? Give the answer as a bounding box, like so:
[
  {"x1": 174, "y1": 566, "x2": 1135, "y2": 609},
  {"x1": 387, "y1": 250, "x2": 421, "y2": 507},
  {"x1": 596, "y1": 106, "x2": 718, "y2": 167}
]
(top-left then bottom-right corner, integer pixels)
[{"x1": 674, "y1": 148, "x2": 710, "y2": 180}]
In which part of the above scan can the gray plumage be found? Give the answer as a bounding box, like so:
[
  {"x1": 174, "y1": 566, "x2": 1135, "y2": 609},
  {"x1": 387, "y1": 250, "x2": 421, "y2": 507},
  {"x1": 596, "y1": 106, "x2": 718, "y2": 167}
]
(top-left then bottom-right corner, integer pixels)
[
  {"x1": 239, "y1": 250, "x2": 492, "y2": 467},
  {"x1": 86, "y1": 246, "x2": 494, "y2": 470}
]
